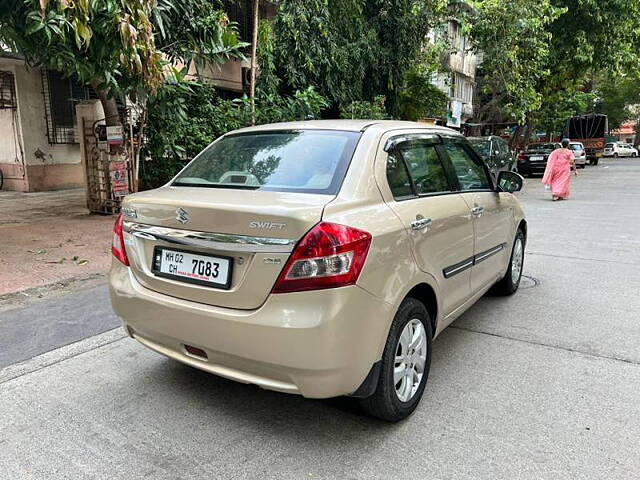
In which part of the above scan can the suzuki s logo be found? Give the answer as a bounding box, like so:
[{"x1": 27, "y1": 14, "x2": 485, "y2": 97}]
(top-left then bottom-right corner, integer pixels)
[
  {"x1": 176, "y1": 208, "x2": 190, "y2": 224},
  {"x1": 249, "y1": 221, "x2": 287, "y2": 230}
]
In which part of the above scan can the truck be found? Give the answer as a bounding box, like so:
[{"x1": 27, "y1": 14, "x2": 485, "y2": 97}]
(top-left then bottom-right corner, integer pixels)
[{"x1": 566, "y1": 114, "x2": 608, "y2": 165}]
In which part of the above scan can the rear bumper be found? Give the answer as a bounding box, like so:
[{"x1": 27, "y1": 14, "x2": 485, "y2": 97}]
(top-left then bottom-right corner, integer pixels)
[
  {"x1": 517, "y1": 162, "x2": 547, "y2": 175},
  {"x1": 109, "y1": 261, "x2": 393, "y2": 398}
]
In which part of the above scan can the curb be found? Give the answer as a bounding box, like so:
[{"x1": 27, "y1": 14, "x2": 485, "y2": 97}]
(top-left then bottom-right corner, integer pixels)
[{"x1": 0, "y1": 328, "x2": 127, "y2": 385}]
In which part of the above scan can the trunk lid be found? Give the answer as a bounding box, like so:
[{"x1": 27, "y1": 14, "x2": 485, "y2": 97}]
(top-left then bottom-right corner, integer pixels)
[{"x1": 121, "y1": 187, "x2": 330, "y2": 309}]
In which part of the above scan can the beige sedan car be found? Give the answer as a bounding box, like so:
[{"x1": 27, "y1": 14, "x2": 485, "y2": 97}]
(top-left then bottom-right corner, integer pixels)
[{"x1": 110, "y1": 120, "x2": 526, "y2": 421}]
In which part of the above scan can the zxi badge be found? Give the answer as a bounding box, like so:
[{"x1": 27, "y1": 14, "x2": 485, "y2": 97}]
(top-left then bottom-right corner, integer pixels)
[{"x1": 175, "y1": 208, "x2": 190, "y2": 224}]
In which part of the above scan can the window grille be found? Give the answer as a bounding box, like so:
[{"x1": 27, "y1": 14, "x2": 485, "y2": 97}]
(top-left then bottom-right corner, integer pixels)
[
  {"x1": 42, "y1": 69, "x2": 97, "y2": 144},
  {"x1": 0, "y1": 71, "x2": 17, "y2": 110}
]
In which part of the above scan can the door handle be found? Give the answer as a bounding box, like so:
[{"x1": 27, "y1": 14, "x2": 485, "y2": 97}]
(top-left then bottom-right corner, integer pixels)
[
  {"x1": 471, "y1": 206, "x2": 485, "y2": 217},
  {"x1": 410, "y1": 218, "x2": 432, "y2": 230}
]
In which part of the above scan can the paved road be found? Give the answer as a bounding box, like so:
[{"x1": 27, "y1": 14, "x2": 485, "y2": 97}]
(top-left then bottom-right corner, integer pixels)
[
  {"x1": 0, "y1": 285, "x2": 118, "y2": 368},
  {"x1": 1, "y1": 158, "x2": 639, "y2": 479}
]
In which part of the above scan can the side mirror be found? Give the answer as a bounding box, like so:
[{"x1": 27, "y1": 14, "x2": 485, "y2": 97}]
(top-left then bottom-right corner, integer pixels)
[{"x1": 497, "y1": 170, "x2": 524, "y2": 193}]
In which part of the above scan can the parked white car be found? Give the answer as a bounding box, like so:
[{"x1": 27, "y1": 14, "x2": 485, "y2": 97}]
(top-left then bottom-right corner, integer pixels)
[
  {"x1": 569, "y1": 142, "x2": 587, "y2": 168},
  {"x1": 604, "y1": 142, "x2": 638, "y2": 158}
]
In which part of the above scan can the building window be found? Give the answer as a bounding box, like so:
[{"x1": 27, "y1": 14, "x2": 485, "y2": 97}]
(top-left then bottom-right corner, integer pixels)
[
  {"x1": 0, "y1": 71, "x2": 17, "y2": 110},
  {"x1": 41, "y1": 69, "x2": 96, "y2": 144}
]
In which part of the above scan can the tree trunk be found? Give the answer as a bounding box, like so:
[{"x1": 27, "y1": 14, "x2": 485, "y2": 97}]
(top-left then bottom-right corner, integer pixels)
[
  {"x1": 249, "y1": 0, "x2": 260, "y2": 125},
  {"x1": 509, "y1": 124, "x2": 522, "y2": 150},
  {"x1": 93, "y1": 87, "x2": 121, "y2": 127}
]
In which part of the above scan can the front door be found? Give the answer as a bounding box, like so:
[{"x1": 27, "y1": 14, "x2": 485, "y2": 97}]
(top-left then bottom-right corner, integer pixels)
[
  {"x1": 382, "y1": 134, "x2": 474, "y2": 316},
  {"x1": 441, "y1": 139, "x2": 511, "y2": 294}
]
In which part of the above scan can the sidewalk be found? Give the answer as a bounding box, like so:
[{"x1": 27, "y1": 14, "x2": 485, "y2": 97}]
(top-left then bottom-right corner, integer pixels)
[{"x1": 0, "y1": 189, "x2": 114, "y2": 296}]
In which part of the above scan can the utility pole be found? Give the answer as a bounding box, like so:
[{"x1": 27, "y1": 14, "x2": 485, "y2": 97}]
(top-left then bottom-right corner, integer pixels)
[{"x1": 249, "y1": 0, "x2": 260, "y2": 125}]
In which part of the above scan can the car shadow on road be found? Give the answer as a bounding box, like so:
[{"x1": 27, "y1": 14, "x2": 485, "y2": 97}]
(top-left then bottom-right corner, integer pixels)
[{"x1": 129, "y1": 318, "x2": 484, "y2": 438}]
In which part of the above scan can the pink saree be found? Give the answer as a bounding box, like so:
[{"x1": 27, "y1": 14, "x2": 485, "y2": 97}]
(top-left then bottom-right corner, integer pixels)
[{"x1": 542, "y1": 148, "x2": 574, "y2": 199}]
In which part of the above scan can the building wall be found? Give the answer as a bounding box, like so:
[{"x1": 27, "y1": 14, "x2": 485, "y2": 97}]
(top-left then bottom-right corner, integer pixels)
[
  {"x1": 0, "y1": 58, "x2": 84, "y2": 191},
  {"x1": 429, "y1": 19, "x2": 478, "y2": 128},
  {"x1": 0, "y1": 61, "x2": 28, "y2": 191}
]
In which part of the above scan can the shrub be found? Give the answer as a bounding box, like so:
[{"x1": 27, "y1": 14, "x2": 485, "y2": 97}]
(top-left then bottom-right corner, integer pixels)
[
  {"x1": 339, "y1": 96, "x2": 388, "y2": 120},
  {"x1": 140, "y1": 83, "x2": 327, "y2": 190}
]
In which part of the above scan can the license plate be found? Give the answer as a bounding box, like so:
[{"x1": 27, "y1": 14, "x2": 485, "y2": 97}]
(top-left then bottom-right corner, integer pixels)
[
  {"x1": 152, "y1": 247, "x2": 232, "y2": 289},
  {"x1": 530, "y1": 156, "x2": 544, "y2": 161}
]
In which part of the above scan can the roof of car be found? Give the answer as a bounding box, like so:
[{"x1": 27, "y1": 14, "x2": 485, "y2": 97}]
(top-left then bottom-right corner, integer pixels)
[{"x1": 229, "y1": 119, "x2": 464, "y2": 136}]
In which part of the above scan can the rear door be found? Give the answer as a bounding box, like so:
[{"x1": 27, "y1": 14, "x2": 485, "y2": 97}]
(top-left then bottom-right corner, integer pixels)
[
  {"x1": 440, "y1": 137, "x2": 511, "y2": 295},
  {"x1": 381, "y1": 133, "x2": 474, "y2": 316}
]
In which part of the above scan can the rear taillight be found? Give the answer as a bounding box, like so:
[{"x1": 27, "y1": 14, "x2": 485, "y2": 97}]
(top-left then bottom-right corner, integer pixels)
[
  {"x1": 272, "y1": 222, "x2": 372, "y2": 294},
  {"x1": 112, "y1": 213, "x2": 129, "y2": 266},
  {"x1": 518, "y1": 151, "x2": 525, "y2": 162}
]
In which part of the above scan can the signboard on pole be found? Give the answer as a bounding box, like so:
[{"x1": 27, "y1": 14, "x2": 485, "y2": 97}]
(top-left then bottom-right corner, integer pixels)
[
  {"x1": 106, "y1": 126, "x2": 124, "y2": 146},
  {"x1": 109, "y1": 161, "x2": 129, "y2": 197}
]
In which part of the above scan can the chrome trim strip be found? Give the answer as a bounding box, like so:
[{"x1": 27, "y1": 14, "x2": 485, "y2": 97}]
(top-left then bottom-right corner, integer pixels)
[
  {"x1": 474, "y1": 243, "x2": 507, "y2": 264},
  {"x1": 443, "y1": 242, "x2": 508, "y2": 279},
  {"x1": 443, "y1": 258, "x2": 474, "y2": 279},
  {"x1": 123, "y1": 222, "x2": 296, "y2": 253}
]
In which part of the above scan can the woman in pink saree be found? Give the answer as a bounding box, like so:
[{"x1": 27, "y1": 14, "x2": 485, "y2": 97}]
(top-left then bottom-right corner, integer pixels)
[{"x1": 542, "y1": 138, "x2": 577, "y2": 201}]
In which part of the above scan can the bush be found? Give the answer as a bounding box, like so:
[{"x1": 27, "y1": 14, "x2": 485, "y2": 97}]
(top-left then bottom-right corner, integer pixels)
[
  {"x1": 140, "y1": 83, "x2": 328, "y2": 190},
  {"x1": 339, "y1": 96, "x2": 388, "y2": 120},
  {"x1": 397, "y1": 68, "x2": 449, "y2": 122}
]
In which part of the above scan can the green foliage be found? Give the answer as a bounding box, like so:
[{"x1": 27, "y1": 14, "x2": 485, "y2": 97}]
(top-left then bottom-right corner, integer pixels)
[
  {"x1": 271, "y1": 0, "x2": 376, "y2": 109},
  {"x1": 267, "y1": 0, "x2": 447, "y2": 115},
  {"x1": 596, "y1": 73, "x2": 640, "y2": 130},
  {"x1": 0, "y1": 0, "x2": 244, "y2": 97},
  {"x1": 397, "y1": 68, "x2": 448, "y2": 121},
  {"x1": 362, "y1": 0, "x2": 448, "y2": 113},
  {"x1": 536, "y1": 90, "x2": 598, "y2": 136},
  {"x1": 141, "y1": 83, "x2": 328, "y2": 189},
  {"x1": 470, "y1": 0, "x2": 563, "y2": 123},
  {"x1": 339, "y1": 96, "x2": 388, "y2": 120}
]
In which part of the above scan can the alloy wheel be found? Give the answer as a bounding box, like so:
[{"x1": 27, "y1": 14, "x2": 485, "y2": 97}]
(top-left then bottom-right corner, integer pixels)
[
  {"x1": 394, "y1": 319, "x2": 427, "y2": 402},
  {"x1": 511, "y1": 237, "x2": 524, "y2": 285}
]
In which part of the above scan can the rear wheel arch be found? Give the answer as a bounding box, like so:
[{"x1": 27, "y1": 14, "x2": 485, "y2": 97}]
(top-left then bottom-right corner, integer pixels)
[
  {"x1": 517, "y1": 219, "x2": 527, "y2": 244},
  {"x1": 405, "y1": 283, "x2": 438, "y2": 338}
]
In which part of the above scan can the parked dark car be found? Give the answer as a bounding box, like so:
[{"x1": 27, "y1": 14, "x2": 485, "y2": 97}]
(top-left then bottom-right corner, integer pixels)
[
  {"x1": 517, "y1": 142, "x2": 561, "y2": 176},
  {"x1": 468, "y1": 136, "x2": 516, "y2": 178}
]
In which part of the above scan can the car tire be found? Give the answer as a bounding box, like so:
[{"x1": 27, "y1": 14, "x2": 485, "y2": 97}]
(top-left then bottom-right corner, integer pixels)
[
  {"x1": 594, "y1": 159, "x2": 599, "y2": 165},
  {"x1": 614, "y1": 153, "x2": 619, "y2": 158},
  {"x1": 360, "y1": 298, "x2": 433, "y2": 422},
  {"x1": 491, "y1": 229, "x2": 525, "y2": 296}
]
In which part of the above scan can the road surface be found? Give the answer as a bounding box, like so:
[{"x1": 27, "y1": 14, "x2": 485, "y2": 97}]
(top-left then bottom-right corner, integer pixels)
[{"x1": 1, "y1": 158, "x2": 639, "y2": 479}]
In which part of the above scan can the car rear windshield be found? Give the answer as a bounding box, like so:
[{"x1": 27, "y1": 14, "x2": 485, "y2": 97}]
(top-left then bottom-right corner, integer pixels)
[
  {"x1": 605, "y1": 144, "x2": 614, "y2": 148},
  {"x1": 529, "y1": 143, "x2": 556, "y2": 151},
  {"x1": 569, "y1": 144, "x2": 583, "y2": 150},
  {"x1": 172, "y1": 130, "x2": 361, "y2": 194}
]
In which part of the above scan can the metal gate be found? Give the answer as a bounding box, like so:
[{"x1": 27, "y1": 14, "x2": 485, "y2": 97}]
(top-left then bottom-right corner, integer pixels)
[{"x1": 82, "y1": 118, "x2": 132, "y2": 214}]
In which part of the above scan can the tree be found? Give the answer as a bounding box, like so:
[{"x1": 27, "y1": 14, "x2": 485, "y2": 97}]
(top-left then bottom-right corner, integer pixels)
[
  {"x1": 595, "y1": 73, "x2": 640, "y2": 132},
  {"x1": 362, "y1": 0, "x2": 447, "y2": 114},
  {"x1": 266, "y1": 0, "x2": 447, "y2": 116},
  {"x1": 397, "y1": 66, "x2": 448, "y2": 121},
  {"x1": 0, "y1": 0, "x2": 243, "y2": 126},
  {"x1": 470, "y1": 0, "x2": 640, "y2": 145},
  {"x1": 470, "y1": 0, "x2": 562, "y2": 124}
]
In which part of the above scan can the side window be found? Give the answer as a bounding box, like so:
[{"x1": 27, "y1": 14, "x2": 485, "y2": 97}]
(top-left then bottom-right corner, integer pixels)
[
  {"x1": 386, "y1": 151, "x2": 413, "y2": 199},
  {"x1": 444, "y1": 142, "x2": 492, "y2": 191},
  {"x1": 398, "y1": 143, "x2": 450, "y2": 194}
]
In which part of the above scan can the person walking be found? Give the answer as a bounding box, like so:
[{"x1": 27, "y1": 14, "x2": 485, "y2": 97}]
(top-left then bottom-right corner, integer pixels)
[{"x1": 542, "y1": 138, "x2": 577, "y2": 201}]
